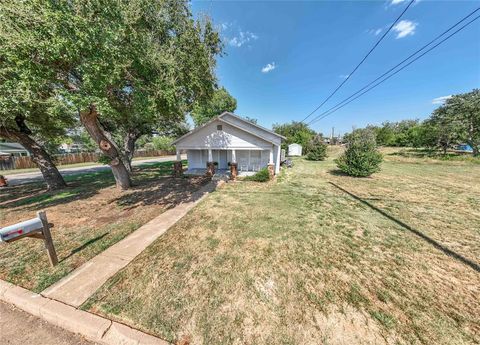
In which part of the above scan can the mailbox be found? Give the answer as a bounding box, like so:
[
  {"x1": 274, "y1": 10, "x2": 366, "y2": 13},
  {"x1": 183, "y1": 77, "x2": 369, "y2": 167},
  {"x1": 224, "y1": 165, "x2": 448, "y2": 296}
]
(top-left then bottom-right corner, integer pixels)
[
  {"x1": 0, "y1": 211, "x2": 58, "y2": 266},
  {"x1": 0, "y1": 217, "x2": 43, "y2": 242}
]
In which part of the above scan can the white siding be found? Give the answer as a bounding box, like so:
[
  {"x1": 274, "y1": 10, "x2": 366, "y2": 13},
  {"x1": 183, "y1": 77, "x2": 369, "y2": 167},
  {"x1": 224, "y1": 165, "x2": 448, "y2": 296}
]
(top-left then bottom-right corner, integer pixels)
[{"x1": 187, "y1": 150, "x2": 203, "y2": 169}]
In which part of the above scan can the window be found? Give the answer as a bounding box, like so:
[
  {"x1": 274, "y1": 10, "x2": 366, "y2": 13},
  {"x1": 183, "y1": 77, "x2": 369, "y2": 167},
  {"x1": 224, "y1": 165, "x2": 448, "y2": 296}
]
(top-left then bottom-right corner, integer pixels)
[{"x1": 217, "y1": 124, "x2": 223, "y2": 131}]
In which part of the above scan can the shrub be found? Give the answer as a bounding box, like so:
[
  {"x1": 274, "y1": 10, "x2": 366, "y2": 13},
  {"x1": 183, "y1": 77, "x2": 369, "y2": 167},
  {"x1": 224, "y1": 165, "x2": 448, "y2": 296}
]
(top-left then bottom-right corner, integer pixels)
[
  {"x1": 243, "y1": 167, "x2": 270, "y2": 182},
  {"x1": 305, "y1": 136, "x2": 328, "y2": 161},
  {"x1": 335, "y1": 129, "x2": 383, "y2": 177}
]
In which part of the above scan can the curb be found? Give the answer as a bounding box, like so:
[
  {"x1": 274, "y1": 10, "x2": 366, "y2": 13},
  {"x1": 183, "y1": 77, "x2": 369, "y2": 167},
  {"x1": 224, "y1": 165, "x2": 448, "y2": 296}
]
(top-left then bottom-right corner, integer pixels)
[{"x1": 0, "y1": 279, "x2": 169, "y2": 345}]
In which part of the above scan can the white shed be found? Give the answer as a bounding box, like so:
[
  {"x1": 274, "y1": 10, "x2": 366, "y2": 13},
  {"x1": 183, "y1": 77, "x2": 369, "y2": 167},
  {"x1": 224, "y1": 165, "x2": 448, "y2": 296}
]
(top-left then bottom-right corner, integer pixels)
[{"x1": 288, "y1": 143, "x2": 302, "y2": 156}]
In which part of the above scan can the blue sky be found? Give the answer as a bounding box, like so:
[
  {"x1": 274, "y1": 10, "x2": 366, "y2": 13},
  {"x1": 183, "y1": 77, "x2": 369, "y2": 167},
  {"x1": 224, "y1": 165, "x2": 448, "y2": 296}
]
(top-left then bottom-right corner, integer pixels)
[{"x1": 191, "y1": 0, "x2": 480, "y2": 136}]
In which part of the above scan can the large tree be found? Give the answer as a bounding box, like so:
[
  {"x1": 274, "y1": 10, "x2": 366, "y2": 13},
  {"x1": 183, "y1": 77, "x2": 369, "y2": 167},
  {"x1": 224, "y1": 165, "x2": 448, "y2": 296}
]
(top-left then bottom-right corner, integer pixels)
[
  {"x1": 443, "y1": 90, "x2": 480, "y2": 156},
  {"x1": 191, "y1": 87, "x2": 237, "y2": 127},
  {"x1": 0, "y1": 3, "x2": 76, "y2": 190},
  {"x1": 272, "y1": 121, "x2": 317, "y2": 152},
  {"x1": 1, "y1": 0, "x2": 222, "y2": 189}
]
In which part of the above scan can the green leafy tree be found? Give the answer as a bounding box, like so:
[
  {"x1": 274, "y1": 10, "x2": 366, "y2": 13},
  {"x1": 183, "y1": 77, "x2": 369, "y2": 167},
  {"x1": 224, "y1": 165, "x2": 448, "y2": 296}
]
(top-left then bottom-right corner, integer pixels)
[
  {"x1": 272, "y1": 121, "x2": 317, "y2": 152},
  {"x1": 427, "y1": 106, "x2": 463, "y2": 155},
  {"x1": 442, "y1": 90, "x2": 480, "y2": 156},
  {"x1": 191, "y1": 87, "x2": 237, "y2": 127},
  {"x1": 305, "y1": 135, "x2": 328, "y2": 161},
  {"x1": 0, "y1": 2, "x2": 80, "y2": 189},
  {"x1": 1, "y1": 0, "x2": 222, "y2": 189},
  {"x1": 335, "y1": 128, "x2": 383, "y2": 177}
]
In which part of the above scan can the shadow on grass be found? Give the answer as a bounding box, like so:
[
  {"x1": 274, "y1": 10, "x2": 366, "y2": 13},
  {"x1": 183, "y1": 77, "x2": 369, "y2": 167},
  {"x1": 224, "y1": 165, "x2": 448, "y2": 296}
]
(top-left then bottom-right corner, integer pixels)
[
  {"x1": 60, "y1": 232, "x2": 109, "y2": 263},
  {"x1": 0, "y1": 160, "x2": 181, "y2": 211},
  {"x1": 115, "y1": 175, "x2": 211, "y2": 210},
  {"x1": 328, "y1": 169, "x2": 351, "y2": 177},
  {"x1": 329, "y1": 181, "x2": 480, "y2": 273},
  {"x1": 1, "y1": 170, "x2": 114, "y2": 210}
]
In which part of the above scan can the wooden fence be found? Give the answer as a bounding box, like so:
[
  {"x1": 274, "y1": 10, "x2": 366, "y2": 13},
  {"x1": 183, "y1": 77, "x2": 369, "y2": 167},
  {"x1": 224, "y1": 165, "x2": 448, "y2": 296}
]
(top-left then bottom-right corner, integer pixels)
[{"x1": 0, "y1": 150, "x2": 175, "y2": 171}]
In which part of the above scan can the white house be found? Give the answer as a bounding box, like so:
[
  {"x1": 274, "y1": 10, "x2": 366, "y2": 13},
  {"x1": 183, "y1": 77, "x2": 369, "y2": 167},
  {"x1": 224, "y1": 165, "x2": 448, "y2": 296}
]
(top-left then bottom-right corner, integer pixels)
[
  {"x1": 288, "y1": 143, "x2": 302, "y2": 156},
  {"x1": 172, "y1": 112, "x2": 285, "y2": 176},
  {"x1": 0, "y1": 142, "x2": 30, "y2": 157}
]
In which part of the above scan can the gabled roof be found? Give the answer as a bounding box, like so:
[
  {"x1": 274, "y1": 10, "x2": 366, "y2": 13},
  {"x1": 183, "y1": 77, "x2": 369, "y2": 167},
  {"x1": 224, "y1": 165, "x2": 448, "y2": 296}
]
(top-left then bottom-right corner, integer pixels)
[
  {"x1": 0, "y1": 142, "x2": 28, "y2": 152},
  {"x1": 172, "y1": 112, "x2": 286, "y2": 145}
]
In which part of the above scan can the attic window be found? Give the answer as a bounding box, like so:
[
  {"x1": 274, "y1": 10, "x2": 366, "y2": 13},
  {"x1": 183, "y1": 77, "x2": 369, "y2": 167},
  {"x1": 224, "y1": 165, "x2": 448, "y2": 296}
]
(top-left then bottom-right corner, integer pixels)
[{"x1": 217, "y1": 125, "x2": 223, "y2": 131}]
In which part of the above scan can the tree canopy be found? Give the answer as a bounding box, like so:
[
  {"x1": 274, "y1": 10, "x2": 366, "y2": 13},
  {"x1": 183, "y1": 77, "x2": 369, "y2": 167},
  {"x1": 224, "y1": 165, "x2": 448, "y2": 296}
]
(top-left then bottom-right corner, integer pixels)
[
  {"x1": 272, "y1": 121, "x2": 317, "y2": 152},
  {"x1": 191, "y1": 87, "x2": 237, "y2": 127},
  {"x1": 0, "y1": 0, "x2": 223, "y2": 189}
]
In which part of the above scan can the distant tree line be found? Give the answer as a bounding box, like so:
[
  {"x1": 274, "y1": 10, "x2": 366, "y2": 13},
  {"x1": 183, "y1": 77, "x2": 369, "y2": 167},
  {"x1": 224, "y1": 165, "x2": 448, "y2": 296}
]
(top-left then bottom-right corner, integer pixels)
[{"x1": 365, "y1": 89, "x2": 479, "y2": 156}]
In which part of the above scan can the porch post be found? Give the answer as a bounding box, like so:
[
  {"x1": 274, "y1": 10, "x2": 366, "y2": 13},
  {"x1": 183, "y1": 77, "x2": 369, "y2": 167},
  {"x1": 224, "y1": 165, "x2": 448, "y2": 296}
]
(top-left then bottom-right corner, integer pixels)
[
  {"x1": 267, "y1": 146, "x2": 275, "y2": 179},
  {"x1": 230, "y1": 149, "x2": 238, "y2": 180},
  {"x1": 208, "y1": 148, "x2": 213, "y2": 162},
  {"x1": 173, "y1": 148, "x2": 183, "y2": 177},
  {"x1": 206, "y1": 148, "x2": 215, "y2": 177}
]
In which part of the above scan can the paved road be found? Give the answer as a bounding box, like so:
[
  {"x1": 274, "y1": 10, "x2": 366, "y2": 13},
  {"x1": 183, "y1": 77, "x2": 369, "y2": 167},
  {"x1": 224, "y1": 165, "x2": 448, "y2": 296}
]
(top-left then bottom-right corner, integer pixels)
[
  {"x1": 0, "y1": 301, "x2": 96, "y2": 345},
  {"x1": 4, "y1": 155, "x2": 183, "y2": 186}
]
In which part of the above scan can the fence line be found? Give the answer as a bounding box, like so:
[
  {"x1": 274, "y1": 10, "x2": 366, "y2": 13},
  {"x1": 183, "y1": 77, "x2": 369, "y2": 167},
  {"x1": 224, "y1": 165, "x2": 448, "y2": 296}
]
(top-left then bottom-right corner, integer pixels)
[{"x1": 0, "y1": 150, "x2": 175, "y2": 171}]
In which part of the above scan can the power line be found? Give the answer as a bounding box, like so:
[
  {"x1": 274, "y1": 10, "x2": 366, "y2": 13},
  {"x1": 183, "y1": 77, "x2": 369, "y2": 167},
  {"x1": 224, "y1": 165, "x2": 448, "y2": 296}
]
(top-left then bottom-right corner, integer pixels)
[
  {"x1": 307, "y1": 9, "x2": 480, "y2": 127},
  {"x1": 300, "y1": 0, "x2": 416, "y2": 123},
  {"x1": 307, "y1": 7, "x2": 480, "y2": 126}
]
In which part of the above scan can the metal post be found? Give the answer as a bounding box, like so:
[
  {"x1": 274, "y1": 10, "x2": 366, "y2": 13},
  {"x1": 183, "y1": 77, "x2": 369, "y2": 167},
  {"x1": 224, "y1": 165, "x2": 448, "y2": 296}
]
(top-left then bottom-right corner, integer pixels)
[{"x1": 37, "y1": 211, "x2": 58, "y2": 267}]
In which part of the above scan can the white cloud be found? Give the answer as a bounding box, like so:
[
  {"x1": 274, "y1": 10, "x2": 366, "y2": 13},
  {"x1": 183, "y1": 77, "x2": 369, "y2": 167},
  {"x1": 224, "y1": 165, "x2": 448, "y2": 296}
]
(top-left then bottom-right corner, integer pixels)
[
  {"x1": 261, "y1": 62, "x2": 276, "y2": 73},
  {"x1": 392, "y1": 20, "x2": 417, "y2": 38},
  {"x1": 339, "y1": 74, "x2": 350, "y2": 79},
  {"x1": 368, "y1": 28, "x2": 383, "y2": 36},
  {"x1": 432, "y1": 95, "x2": 452, "y2": 105},
  {"x1": 390, "y1": 0, "x2": 407, "y2": 4},
  {"x1": 228, "y1": 31, "x2": 258, "y2": 47}
]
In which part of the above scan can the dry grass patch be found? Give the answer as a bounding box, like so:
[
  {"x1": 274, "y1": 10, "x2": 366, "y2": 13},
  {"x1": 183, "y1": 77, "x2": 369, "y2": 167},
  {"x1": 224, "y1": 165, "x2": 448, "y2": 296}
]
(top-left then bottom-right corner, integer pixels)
[
  {"x1": 0, "y1": 161, "x2": 209, "y2": 292},
  {"x1": 85, "y1": 149, "x2": 479, "y2": 345}
]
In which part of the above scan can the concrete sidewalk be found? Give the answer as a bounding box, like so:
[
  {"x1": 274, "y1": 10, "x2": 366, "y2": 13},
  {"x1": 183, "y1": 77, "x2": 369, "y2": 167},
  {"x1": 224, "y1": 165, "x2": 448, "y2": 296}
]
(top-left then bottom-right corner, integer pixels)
[{"x1": 42, "y1": 179, "x2": 221, "y2": 307}]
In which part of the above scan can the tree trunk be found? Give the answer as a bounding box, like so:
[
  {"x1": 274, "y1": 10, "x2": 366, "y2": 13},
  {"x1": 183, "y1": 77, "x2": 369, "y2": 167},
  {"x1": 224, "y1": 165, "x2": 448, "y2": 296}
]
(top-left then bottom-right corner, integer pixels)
[
  {"x1": 79, "y1": 105, "x2": 131, "y2": 190},
  {"x1": 123, "y1": 132, "x2": 139, "y2": 172},
  {"x1": 0, "y1": 126, "x2": 66, "y2": 190}
]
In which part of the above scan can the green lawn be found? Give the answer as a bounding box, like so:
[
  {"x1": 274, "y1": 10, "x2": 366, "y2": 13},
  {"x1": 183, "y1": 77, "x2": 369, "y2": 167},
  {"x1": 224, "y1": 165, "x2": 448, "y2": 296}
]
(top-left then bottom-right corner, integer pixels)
[
  {"x1": 84, "y1": 148, "x2": 480, "y2": 345},
  {"x1": 1, "y1": 156, "x2": 172, "y2": 175},
  {"x1": 0, "y1": 160, "x2": 209, "y2": 292}
]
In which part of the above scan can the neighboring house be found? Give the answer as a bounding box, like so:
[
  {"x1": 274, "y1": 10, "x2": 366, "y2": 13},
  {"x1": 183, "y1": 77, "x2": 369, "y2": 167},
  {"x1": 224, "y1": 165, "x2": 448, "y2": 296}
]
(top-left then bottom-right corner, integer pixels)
[
  {"x1": 172, "y1": 112, "x2": 285, "y2": 175},
  {"x1": 288, "y1": 143, "x2": 302, "y2": 156},
  {"x1": 0, "y1": 142, "x2": 30, "y2": 157}
]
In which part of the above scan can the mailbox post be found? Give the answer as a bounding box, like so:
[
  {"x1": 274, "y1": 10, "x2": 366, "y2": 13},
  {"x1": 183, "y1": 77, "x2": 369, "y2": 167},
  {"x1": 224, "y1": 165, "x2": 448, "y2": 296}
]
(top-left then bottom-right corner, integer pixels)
[{"x1": 0, "y1": 211, "x2": 58, "y2": 267}]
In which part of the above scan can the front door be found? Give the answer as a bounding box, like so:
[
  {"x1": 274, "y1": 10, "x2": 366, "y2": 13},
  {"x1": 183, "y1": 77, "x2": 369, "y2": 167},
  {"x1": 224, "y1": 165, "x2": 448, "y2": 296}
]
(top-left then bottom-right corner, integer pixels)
[{"x1": 218, "y1": 150, "x2": 228, "y2": 169}]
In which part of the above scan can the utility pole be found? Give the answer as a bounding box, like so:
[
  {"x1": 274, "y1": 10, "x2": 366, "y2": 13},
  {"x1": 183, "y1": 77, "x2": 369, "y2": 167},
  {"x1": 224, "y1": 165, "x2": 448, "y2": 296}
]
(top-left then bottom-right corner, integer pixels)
[{"x1": 331, "y1": 127, "x2": 335, "y2": 145}]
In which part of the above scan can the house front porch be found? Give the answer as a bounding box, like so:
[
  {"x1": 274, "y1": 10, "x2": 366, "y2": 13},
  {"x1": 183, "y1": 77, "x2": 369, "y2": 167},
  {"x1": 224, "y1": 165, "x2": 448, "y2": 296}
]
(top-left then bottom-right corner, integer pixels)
[{"x1": 180, "y1": 147, "x2": 279, "y2": 176}]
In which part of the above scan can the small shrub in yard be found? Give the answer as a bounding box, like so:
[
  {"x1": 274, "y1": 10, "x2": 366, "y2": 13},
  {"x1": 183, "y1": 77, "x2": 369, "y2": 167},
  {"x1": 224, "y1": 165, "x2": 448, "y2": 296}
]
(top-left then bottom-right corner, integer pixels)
[
  {"x1": 305, "y1": 136, "x2": 328, "y2": 161},
  {"x1": 243, "y1": 167, "x2": 270, "y2": 182},
  {"x1": 335, "y1": 128, "x2": 383, "y2": 177}
]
